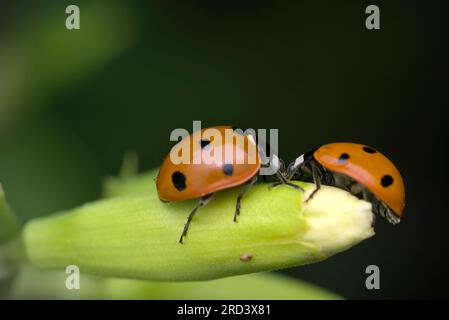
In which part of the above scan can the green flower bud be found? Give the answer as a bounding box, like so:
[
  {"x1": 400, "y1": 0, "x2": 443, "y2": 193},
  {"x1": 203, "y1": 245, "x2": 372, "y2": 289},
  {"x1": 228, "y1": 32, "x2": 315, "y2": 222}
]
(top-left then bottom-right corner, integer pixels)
[{"x1": 23, "y1": 173, "x2": 374, "y2": 281}]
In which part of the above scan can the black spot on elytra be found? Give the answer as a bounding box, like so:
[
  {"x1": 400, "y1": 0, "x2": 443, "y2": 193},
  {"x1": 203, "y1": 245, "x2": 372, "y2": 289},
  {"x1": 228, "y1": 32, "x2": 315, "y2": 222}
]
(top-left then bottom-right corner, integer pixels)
[
  {"x1": 222, "y1": 164, "x2": 234, "y2": 176},
  {"x1": 381, "y1": 174, "x2": 394, "y2": 187},
  {"x1": 338, "y1": 153, "x2": 350, "y2": 163},
  {"x1": 200, "y1": 139, "x2": 211, "y2": 149},
  {"x1": 363, "y1": 146, "x2": 377, "y2": 154},
  {"x1": 172, "y1": 171, "x2": 186, "y2": 191}
]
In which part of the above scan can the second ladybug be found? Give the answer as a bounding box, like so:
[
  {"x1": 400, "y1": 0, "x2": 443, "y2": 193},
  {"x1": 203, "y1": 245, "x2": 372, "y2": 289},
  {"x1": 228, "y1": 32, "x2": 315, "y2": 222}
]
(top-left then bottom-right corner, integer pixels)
[{"x1": 283, "y1": 142, "x2": 405, "y2": 224}]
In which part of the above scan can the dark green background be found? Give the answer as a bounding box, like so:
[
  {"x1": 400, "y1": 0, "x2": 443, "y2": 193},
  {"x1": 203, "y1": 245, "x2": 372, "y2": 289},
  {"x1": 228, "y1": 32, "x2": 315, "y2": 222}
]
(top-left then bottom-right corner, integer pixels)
[{"x1": 0, "y1": 0, "x2": 447, "y2": 299}]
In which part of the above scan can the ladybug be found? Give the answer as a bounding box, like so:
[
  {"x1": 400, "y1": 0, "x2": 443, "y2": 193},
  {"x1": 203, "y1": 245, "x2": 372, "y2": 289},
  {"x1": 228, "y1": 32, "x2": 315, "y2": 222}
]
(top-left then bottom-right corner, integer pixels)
[
  {"x1": 156, "y1": 125, "x2": 293, "y2": 243},
  {"x1": 283, "y1": 143, "x2": 405, "y2": 224}
]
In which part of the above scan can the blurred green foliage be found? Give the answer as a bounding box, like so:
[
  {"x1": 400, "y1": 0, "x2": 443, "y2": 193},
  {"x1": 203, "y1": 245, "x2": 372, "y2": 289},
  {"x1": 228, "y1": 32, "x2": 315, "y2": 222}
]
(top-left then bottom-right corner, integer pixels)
[
  {"x1": 9, "y1": 266, "x2": 341, "y2": 300},
  {"x1": 0, "y1": 185, "x2": 18, "y2": 242}
]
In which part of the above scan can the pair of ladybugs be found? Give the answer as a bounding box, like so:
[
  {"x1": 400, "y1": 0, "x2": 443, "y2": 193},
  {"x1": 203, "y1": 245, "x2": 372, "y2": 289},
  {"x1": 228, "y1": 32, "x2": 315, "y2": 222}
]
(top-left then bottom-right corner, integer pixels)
[{"x1": 156, "y1": 125, "x2": 405, "y2": 243}]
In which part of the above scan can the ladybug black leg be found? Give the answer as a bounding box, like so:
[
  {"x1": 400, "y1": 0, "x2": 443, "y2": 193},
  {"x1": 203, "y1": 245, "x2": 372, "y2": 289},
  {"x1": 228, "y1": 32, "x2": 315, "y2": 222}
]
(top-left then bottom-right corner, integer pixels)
[
  {"x1": 179, "y1": 194, "x2": 213, "y2": 243},
  {"x1": 234, "y1": 175, "x2": 258, "y2": 222},
  {"x1": 286, "y1": 182, "x2": 305, "y2": 191},
  {"x1": 269, "y1": 180, "x2": 304, "y2": 191},
  {"x1": 305, "y1": 163, "x2": 321, "y2": 202},
  {"x1": 269, "y1": 181, "x2": 282, "y2": 188},
  {"x1": 269, "y1": 168, "x2": 305, "y2": 191}
]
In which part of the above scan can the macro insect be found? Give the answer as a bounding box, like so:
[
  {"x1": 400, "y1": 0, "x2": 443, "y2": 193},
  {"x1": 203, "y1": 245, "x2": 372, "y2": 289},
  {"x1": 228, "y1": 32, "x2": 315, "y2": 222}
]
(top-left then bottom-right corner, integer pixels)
[
  {"x1": 283, "y1": 142, "x2": 405, "y2": 224},
  {"x1": 156, "y1": 125, "x2": 293, "y2": 243}
]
